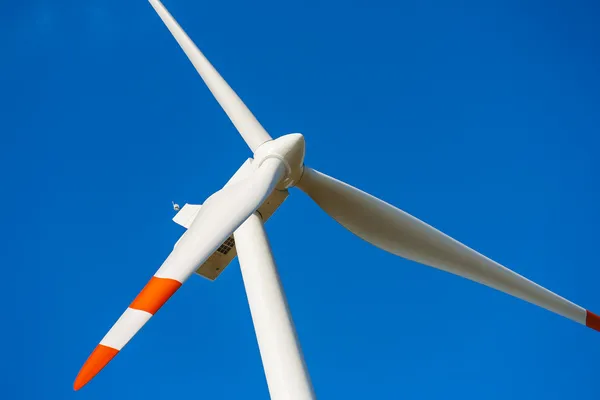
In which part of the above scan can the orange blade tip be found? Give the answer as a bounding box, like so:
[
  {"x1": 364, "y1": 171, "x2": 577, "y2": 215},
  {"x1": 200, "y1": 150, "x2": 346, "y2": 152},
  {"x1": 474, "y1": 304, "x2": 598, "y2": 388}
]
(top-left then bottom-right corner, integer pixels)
[
  {"x1": 586, "y1": 310, "x2": 600, "y2": 333},
  {"x1": 74, "y1": 344, "x2": 119, "y2": 391}
]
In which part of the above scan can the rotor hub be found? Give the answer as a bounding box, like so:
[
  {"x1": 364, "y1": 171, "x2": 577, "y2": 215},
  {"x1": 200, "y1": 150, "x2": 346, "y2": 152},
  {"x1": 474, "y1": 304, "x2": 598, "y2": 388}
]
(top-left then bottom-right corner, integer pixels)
[{"x1": 253, "y1": 133, "x2": 305, "y2": 188}]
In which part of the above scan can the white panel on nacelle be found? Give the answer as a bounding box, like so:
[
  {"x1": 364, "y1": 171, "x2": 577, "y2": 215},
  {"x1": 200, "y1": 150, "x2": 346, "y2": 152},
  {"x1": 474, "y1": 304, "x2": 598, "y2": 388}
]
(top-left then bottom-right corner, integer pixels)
[{"x1": 172, "y1": 203, "x2": 202, "y2": 228}]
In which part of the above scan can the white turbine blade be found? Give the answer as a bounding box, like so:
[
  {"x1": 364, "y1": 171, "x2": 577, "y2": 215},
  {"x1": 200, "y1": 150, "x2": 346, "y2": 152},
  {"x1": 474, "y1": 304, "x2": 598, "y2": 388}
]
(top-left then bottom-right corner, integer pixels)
[
  {"x1": 74, "y1": 158, "x2": 286, "y2": 390},
  {"x1": 148, "y1": 0, "x2": 272, "y2": 152},
  {"x1": 296, "y1": 167, "x2": 600, "y2": 332}
]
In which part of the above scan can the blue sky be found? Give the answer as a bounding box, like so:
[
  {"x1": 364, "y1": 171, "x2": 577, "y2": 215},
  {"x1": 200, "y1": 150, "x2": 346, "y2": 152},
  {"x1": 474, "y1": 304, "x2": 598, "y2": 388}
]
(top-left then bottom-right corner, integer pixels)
[{"x1": 2, "y1": 0, "x2": 599, "y2": 398}]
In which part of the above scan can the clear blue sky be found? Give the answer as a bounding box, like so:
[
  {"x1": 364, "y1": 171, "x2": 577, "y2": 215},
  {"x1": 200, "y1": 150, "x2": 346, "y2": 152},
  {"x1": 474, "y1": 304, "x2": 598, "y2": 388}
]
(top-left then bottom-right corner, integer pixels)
[{"x1": 2, "y1": 0, "x2": 599, "y2": 398}]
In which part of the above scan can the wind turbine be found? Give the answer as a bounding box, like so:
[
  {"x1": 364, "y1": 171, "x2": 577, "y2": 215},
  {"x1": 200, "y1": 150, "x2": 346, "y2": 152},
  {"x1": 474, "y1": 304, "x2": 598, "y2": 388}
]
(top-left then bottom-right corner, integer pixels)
[{"x1": 75, "y1": 0, "x2": 599, "y2": 396}]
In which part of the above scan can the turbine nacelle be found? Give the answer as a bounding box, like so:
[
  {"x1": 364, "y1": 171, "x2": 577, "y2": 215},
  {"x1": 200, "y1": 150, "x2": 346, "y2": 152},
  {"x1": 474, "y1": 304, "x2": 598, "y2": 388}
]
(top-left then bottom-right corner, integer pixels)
[{"x1": 253, "y1": 133, "x2": 305, "y2": 189}]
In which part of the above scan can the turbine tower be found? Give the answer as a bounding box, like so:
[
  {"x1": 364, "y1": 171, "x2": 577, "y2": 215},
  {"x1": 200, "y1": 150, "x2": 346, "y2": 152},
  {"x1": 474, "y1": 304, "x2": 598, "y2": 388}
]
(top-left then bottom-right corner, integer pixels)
[{"x1": 74, "y1": 0, "x2": 599, "y2": 397}]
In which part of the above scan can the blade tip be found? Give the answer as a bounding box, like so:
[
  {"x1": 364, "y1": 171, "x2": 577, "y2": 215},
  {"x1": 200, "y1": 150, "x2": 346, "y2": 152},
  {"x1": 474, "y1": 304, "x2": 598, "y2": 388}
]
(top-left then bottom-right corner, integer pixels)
[
  {"x1": 73, "y1": 371, "x2": 89, "y2": 391},
  {"x1": 586, "y1": 310, "x2": 600, "y2": 332},
  {"x1": 74, "y1": 344, "x2": 119, "y2": 390},
  {"x1": 73, "y1": 380, "x2": 84, "y2": 391}
]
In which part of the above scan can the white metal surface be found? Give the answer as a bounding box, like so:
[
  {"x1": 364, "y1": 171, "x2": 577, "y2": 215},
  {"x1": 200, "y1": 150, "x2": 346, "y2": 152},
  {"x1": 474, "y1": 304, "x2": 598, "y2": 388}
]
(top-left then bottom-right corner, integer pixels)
[
  {"x1": 253, "y1": 133, "x2": 306, "y2": 188},
  {"x1": 235, "y1": 213, "x2": 316, "y2": 400},
  {"x1": 99, "y1": 308, "x2": 152, "y2": 350},
  {"x1": 148, "y1": 0, "x2": 272, "y2": 152},
  {"x1": 180, "y1": 187, "x2": 289, "y2": 281},
  {"x1": 170, "y1": 158, "x2": 290, "y2": 281},
  {"x1": 296, "y1": 167, "x2": 588, "y2": 325},
  {"x1": 172, "y1": 203, "x2": 202, "y2": 229},
  {"x1": 154, "y1": 158, "x2": 285, "y2": 281}
]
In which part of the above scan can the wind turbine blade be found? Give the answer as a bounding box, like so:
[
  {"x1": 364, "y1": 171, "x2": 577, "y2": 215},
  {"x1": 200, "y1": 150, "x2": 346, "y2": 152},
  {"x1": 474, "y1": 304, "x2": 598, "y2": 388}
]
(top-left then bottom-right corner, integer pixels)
[
  {"x1": 296, "y1": 167, "x2": 600, "y2": 332},
  {"x1": 74, "y1": 158, "x2": 286, "y2": 390},
  {"x1": 148, "y1": 0, "x2": 272, "y2": 152}
]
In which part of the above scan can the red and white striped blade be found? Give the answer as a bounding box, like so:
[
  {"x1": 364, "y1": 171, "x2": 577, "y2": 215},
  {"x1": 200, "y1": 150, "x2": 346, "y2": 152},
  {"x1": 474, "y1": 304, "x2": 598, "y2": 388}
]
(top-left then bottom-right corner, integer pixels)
[
  {"x1": 74, "y1": 159, "x2": 285, "y2": 390},
  {"x1": 73, "y1": 277, "x2": 181, "y2": 390},
  {"x1": 297, "y1": 167, "x2": 600, "y2": 332}
]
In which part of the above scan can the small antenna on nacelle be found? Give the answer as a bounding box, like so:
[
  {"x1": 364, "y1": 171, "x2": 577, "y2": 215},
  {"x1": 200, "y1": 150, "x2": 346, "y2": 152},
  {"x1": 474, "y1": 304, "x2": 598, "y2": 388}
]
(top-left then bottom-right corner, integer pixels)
[{"x1": 172, "y1": 201, "x2": 180, "y2": 211}]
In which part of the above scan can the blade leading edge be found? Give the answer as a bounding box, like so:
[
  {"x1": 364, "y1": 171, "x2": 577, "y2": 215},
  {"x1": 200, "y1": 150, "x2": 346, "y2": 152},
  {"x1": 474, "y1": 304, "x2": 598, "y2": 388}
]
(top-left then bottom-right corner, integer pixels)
[{"x1": 148, "y1": 0, "x2": 272, "y2": 152}]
